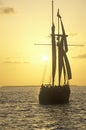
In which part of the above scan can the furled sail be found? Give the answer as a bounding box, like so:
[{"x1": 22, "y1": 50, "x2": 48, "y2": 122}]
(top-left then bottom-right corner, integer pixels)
[
  {"x1": 58, "y1": 16, "x2": 72, "y2": 85},
  {"x1": 59, "y1": 38, "x2": 64, "y2": 84},
  {"x1": 52, "y1": 24, "x2": 56, "y2": 86},
  {"x1": 60, "y1": 19, "x2": 68, "y2": 52},
  {"x1": 63, "y1": 50, "x2": 72, "y2": 80}
]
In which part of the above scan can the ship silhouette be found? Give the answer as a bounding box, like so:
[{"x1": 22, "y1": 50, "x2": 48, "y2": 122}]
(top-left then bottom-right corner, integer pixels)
[{"x1": 39, "y1": 0, "x2": 72, "y2": 105}]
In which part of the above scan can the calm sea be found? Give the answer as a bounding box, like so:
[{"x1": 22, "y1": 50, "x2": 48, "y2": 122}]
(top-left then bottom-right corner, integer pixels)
[{"x1": 0, "y1": 86, "x2": 86, "y2": 130}]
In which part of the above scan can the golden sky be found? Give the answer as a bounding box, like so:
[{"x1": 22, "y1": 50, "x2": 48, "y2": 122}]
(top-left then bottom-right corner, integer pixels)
[{"x1": 0, "y1": 0, "x2": 86, "y2": 86}]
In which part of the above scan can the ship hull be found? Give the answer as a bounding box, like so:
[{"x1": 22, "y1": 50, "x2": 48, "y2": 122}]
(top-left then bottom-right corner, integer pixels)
[{"x1": 39, "y1": 85, "x2": 70, "y2": 105}]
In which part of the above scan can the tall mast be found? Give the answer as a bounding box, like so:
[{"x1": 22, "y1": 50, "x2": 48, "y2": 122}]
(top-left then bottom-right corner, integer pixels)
[
  {"x1": 52, "y1": 0, "x2": 54, "y2": 86},
  {"x1": 57, "y1": 9, "x2": 60, "y2": 86},
  {"x1": 51, "y1": 0, "x2": 56, "y2": 86},
  {"x1": 51, "y1": 0, "x2": 54, "y2": 86},
  {"x1": 52, "y1": 0, "x2": 54, "y2": 24}
]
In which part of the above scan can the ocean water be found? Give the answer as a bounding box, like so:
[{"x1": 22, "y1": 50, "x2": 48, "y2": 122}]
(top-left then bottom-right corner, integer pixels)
[{"x1": 0, "y1": 86, "x2": 86, "y2": 130}]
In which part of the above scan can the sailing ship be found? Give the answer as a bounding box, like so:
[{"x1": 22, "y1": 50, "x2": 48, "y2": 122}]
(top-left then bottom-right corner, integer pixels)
[{"x1": 39, "y1": 0, "x2": 72, "y2": 104}]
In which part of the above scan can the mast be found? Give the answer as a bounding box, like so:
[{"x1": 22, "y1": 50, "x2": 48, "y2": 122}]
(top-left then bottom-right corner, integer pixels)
[
  {"x1": 51, "y1": 0, "x2": 54, "y2": 86},
  {"x1": 57, "y1": 9, "x2": 60, "y2": 86},
  {"x1": 52, "y1": 0, "x2": 54, "y2": 24},
  {"x1": 51, "y1": 0, "x2": 56, "y2": 86},
  {"x1": 57, "y1": 10, "x2": 72, "y2": 86}
]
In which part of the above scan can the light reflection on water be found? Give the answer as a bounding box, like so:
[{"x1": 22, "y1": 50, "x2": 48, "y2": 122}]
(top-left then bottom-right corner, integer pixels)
[{"x1": 0, "y1": 86, "x2": 86, "y2": 130}]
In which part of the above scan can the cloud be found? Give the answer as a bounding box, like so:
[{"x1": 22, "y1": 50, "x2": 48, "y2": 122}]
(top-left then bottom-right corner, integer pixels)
[
  {"x1": 2, "y1": 57, "x2": 30, "y2": 64},
  {"x1": 3, "y1": 60, "x2": 30, "y2": 64},
  {"x1": 3, "y1": 61, "x2": 21, "y2": 64},
  {"x1": 72, "y1": 53, "x2": 86, "y2": 59},
  {"x1": 0, "y1": 0, "x2": 2, "y2": 5},
  {"x1": 0, "y1": 7, "x2": 15, "y2": 14},
  {"x1": 69, "y1": 33, "x2": 78, "y2": 37}
]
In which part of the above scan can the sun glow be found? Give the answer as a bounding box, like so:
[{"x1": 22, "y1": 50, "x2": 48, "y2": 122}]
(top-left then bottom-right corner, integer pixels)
[{"x1": 42, "y1": 55, "x2": 48, "y2": 61}]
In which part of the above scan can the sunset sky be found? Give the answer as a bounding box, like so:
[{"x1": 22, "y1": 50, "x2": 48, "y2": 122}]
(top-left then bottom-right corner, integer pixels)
[{"x1": 0, "y1": 0, "x2": 86, "y2": 86}]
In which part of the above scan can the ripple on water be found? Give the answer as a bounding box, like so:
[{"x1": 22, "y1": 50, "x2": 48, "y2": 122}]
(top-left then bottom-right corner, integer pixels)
[{"x1": 0, "y1": 86, "x2": 86, "y2": 130}]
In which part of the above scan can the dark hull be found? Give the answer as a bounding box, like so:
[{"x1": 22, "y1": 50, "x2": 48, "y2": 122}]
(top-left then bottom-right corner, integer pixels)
[{"x1": 39, "y1": 85, "x2": 70, "y2": 105}]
